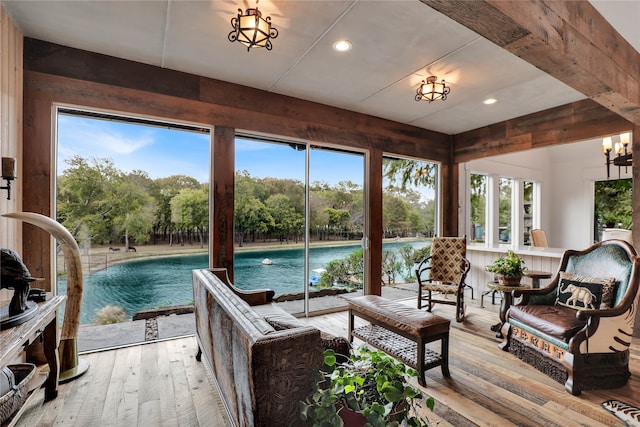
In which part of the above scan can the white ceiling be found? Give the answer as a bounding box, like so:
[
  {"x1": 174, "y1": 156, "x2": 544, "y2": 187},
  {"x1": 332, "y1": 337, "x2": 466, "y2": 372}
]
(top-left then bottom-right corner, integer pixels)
[{"x1": 2, "y1": 0, "x2": 638, "y2": 135}]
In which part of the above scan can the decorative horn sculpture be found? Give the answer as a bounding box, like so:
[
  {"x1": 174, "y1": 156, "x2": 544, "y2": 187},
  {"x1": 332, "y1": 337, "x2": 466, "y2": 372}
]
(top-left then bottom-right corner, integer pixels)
[{"x1": 3, "y1": 212, "x2": 89, "y2": 382}]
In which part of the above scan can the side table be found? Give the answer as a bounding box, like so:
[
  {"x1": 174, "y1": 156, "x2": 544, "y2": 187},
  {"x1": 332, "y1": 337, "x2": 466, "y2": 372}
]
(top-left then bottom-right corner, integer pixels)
[
  {"x1": 523, "y1": 270, "x2": 552, "y2": 288},
  {"x1": 486, "y1": 282, "x2": 529, "y2": 338},
  {"x1": 0, "y1": 295, "x2": 65, "y2": 425}
]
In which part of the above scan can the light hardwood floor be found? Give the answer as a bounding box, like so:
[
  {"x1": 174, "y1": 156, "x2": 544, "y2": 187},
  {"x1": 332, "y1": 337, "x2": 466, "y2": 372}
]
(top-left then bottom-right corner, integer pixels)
[{"x1": 14, "y1": 295, "x2": 639, "y2": 426}]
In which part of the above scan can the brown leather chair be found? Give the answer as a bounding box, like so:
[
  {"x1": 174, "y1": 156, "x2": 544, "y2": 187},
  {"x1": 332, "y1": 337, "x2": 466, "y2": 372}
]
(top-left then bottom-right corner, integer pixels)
[
  {"x1": 415, "y1": 236, "x2": 471, "y2": 322},
  {"x1": 501, "y1": 240, "x2": 640, "y2": 395}
]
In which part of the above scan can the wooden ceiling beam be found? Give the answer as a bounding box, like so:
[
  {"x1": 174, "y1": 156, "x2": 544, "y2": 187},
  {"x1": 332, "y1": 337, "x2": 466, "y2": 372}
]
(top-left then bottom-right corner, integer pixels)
[
  {"x1": 421, "y1": 0, "x2": 640, "y2": 125},
  {"x1": 454, "y1": 99, "x2": 633, "y2": 163}
]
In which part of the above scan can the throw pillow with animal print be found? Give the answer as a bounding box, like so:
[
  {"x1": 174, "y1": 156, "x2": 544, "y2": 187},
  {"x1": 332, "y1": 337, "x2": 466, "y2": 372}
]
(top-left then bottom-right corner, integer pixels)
[{"x1": 556, "y1": 272, "x2": 616, "y2": 310}]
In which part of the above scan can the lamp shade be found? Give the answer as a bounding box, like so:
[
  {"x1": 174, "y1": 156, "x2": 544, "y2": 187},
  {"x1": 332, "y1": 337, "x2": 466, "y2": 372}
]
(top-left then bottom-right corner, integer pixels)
[{"x1": 229, "y1": 8, "x2": 278, "y2": 51}]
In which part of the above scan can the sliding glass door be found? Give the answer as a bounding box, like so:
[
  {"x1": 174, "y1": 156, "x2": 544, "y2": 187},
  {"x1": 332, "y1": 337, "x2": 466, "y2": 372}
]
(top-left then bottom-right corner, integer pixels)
[{"x1": 234, "y1": 137, "x2": 365, "y2": 315}]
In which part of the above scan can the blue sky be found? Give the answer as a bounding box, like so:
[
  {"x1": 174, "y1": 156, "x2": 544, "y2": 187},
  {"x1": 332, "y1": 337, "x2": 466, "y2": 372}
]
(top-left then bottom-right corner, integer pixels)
[
  {"x1": 57, "y1": 114, "x2": 436, "y2": 202},
  {"x1": 57, "y1": 114, "x2": 365, "y2": 186}
]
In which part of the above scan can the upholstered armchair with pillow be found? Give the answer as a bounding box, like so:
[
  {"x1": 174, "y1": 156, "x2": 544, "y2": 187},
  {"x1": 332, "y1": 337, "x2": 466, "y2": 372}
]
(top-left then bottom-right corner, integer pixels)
[{"x1": 500, "y1": 240, "x2": 640, "y2": 395}]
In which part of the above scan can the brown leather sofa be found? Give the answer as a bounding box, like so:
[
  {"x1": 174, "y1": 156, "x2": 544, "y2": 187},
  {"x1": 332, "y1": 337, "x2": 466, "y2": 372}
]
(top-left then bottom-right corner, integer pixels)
[
  {"x1": 500, "y1": 240, "x2": 640, "y2": 395},
  {"x1": 193, "y1": 268, "x2": 324, "y2": 427}
]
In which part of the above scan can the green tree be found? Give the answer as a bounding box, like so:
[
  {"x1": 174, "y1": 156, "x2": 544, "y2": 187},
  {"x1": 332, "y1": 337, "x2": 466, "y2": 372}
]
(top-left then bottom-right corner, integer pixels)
[
  {"x1": 383, "y1": 158, "x2": 436, "y2": 189},
  {"x1": 595, "y1": 179, "x2": 632, "y2": 234},
  {"x1": 170, "y1": 187, "x2": 209, "y2": 248},
  {"x1": 57, "y1": 156, "x2": 118, "y2": 244},
  {"x1": 110, "y1": 170, "x2": 157, "y2": 250},
  {"x1": 152, "y1": 175, "x2": 202, "y2": 245},
  {"x1": 266, "y1": 193, "x2": 304, "y2": 243}
]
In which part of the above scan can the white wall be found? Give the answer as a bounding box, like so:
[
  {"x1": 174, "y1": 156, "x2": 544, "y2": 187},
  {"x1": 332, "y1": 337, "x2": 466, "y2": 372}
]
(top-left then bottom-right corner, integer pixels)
[{"x1": 460, "y1": 138, "x2": 631, "y2": 250}]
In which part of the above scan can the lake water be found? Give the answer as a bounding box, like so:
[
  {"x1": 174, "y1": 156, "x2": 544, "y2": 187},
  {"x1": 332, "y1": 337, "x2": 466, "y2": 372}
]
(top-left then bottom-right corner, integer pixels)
[{"x1": 58, "y1": 240, "x2": 428, "y2": 325}]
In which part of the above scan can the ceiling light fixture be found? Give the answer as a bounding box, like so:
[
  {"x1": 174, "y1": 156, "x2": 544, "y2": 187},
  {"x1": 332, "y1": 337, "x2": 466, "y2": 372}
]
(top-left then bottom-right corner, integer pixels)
[
  {"x1": 228, "y1": 7, "x2": 278, "y2": 51},
  {"x1": 483, "y1": 98, "x2": 497, "y2": 105},
  {"x1": 415, "y1": 76, "x2": 450, "y2": 103},
  {"x1": 602, "y1": 132, "x2": 632, "y2": 179},
  {"x1": 333, "y1": 40, "x2": 352, "y2": 52}
]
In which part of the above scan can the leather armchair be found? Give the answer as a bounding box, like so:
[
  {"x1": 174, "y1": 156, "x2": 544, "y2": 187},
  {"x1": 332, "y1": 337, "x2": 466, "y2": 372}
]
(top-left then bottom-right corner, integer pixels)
[{"x1": 500, "y1": 239, "x2": 640, "y2": 395}]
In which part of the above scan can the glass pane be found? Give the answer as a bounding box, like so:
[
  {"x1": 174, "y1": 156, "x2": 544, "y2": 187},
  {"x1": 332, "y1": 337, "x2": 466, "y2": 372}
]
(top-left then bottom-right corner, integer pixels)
[
  {"x1": 523, "y1": 181, "x2": 533, "y2": 245},
  {"x1": 470, "y1": 174, "x2": 487, "y2": 243},
  {"x1": 308, "y1": 147, "x2": 365, "y2": 313},
  {"x1": 594, "y1": 178, "x2": 632, "y2": 241},
  {"x1": 499, "y1": 177, "x2": 512, "y2": 243},
  {"x1": 234, "y1": 139, "x2": 306, "y2": 313},
  {"x1": 56, "y1": 111, "x2": 210, "y2": 327},
  {"x1": 381, "y1": 157, "x2": 438, "y2": 287}
]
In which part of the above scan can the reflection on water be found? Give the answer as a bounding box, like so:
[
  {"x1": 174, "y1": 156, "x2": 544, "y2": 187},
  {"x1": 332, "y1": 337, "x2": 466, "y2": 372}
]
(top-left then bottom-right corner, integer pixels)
[{"x1": 58, "y1": 240, "x2": 428, "y2": 325}]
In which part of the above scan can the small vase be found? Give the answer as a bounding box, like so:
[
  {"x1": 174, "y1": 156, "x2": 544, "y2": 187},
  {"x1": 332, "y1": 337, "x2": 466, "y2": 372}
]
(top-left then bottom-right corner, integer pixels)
[{"x1": 497, "y1": 274, "x2": 521, "y2": 286}]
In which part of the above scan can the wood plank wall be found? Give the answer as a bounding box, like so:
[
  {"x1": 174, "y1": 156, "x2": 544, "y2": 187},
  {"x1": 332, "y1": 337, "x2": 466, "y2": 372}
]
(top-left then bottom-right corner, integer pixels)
[
  {"x1": 0, "y1": 6, "x2": 23, "y2": 248},
  {"x1": 21, "y1": 38, "x2": 453, "y2": 295},
  {"x1": 0, "y1": 7, "x2": 23, "y2": 305}
]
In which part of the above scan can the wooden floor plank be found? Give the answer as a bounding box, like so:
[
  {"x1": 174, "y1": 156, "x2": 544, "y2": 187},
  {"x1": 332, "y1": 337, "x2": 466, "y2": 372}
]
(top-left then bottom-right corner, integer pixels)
[
  {"x1": 12, "y1": 297, "x2": 638, "y2": 426},
  {"x1": 166, "y1": 338, "x2": 200, "y2": 427}
]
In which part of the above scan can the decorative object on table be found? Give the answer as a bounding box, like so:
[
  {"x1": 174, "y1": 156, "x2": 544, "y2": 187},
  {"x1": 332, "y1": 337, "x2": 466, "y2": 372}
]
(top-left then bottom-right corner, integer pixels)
[
  {"x1": 3, "y1": 212, "x2": 89, "y2": 383},
  {"x1": 485, "y1": 250, "x2": 527, "y2": 286},
  {"x1": 601, "y1": 399, "x2": 640, "y2": 426},
  {"x1": 300, "y1": 346, "x2": 435, "y2": 427},
  {"x1": 416, "y1": 236, "x2": 471, "y2": 322},
  {"x1": 0, "y1": 363, "x2": 36, "y2": 423},
  {"x1": 0, "y1": 249, "x2": 40, "y2": 329}
]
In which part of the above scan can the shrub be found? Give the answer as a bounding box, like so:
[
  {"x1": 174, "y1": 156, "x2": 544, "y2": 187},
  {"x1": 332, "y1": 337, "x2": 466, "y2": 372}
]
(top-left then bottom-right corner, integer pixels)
[{"x1": 94, "y1": 305, "x2": 128, "y2": 325}]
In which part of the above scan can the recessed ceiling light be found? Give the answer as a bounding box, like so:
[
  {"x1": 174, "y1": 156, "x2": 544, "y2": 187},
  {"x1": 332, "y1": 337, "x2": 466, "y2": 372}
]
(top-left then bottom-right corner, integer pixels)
[
  {"x1": 333, "y1": 40, "x2": 352, "y2": 52},
  {"x1": 483, "y1": 98, "x2": 497, "y2": 105}
]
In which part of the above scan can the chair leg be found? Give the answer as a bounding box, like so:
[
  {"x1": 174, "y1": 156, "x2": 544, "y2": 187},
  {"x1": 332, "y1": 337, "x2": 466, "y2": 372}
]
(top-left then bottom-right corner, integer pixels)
[
  {"x1": 455, "y1": 291, "x2": 465, "y2": 322},
  {"x1": 464, "y1": 283, "x2": 474, "y2": 300}
]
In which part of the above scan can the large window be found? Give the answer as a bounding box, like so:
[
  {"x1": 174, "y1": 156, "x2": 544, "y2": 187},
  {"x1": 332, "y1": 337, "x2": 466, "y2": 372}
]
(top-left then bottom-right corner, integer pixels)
[
  {"x1": 523, "y1": 181, "x2": 534, "y2": 245},
  {"x1": 594, "y1": 178, "x2": 632, "y2": 241},
  {"x1": 470, "y1": 174, "x2": 487, "y2": 243},
  {"x1": 234, "y1": 137, "x2": 365, "y2": 315},
  {"x1": 56, "y1": 108, "x2": 210, "y2": 325},
  {"x1": 468, "y1": 173, "x2": 540, "y2": 248}
]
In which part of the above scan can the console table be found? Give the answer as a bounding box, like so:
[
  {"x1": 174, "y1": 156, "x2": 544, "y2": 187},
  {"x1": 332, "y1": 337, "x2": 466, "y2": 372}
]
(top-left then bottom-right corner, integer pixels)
[{"x1": 0, "y1": 295, "x2": 65, "y2": 425}]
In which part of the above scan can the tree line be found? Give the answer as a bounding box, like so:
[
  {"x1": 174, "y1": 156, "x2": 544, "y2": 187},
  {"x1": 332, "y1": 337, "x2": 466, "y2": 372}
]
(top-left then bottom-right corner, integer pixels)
[{"x1": 57, "y1": 156, "x2": 436, "y2": 249}]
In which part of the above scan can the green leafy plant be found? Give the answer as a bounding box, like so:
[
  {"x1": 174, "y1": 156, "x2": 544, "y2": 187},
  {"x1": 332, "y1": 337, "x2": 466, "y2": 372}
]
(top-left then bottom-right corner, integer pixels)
[
  {"x1": 485, "y1": 250, "x2": 527, "y2": 277},
  {"x1": 300, "y1": 346, "x2": 434, "y2": 426}
]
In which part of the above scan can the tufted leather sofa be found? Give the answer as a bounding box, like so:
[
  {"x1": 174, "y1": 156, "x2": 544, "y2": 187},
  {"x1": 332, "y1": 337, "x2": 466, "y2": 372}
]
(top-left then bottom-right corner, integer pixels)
[
  {"x1": 193, "y1": 268, "x2": 324, "y2": 426},
  {"x1": 500, "y1": 240, "x2": 640, "y2": 395}
]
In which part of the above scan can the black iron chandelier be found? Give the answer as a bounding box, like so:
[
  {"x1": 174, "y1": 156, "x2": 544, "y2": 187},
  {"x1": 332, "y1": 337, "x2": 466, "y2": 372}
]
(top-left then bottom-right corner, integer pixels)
[
  {"x1": 228, "y1": 7, "x2": 278, "y2": 51},
  {"x1": 602, "y1": 132, "x2": 632, "y2": 179},
  {"x1": 415, "y1": 76, "x2": 450, "y2": 103}
]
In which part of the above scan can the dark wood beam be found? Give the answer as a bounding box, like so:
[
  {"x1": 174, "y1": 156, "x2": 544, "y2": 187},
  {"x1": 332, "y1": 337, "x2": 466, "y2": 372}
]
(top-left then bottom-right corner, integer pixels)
[
  {"x1": 212, "y1": 126, "x2": 235, "y2": 278},
  {"x1": 422, "y1": 0, "x2": 640, "y2": 125},
  {"x1": 454, "y1": 99, "x2": 633, "y2": 163},
  {"x1": 23, "y1": 38, "x2": 450, "y2": 163}
]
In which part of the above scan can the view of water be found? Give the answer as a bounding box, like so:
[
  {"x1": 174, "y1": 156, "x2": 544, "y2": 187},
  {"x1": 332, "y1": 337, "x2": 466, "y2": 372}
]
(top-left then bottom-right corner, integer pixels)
[{"x1": 58, "y1": 240, "x2": 429, "y2": 325}]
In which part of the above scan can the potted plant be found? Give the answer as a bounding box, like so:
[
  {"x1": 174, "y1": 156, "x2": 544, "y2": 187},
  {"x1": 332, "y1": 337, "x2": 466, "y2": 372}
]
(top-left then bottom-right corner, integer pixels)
[
  {"x1": 485, "y1": 250, "x2": 527, "y2": 286},
  {"x1": 300, "y1": 346, "x2": 434, "y2": 426}
]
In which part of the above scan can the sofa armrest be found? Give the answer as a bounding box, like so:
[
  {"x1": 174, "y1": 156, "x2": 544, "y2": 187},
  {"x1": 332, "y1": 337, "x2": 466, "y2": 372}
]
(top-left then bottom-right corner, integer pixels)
[{"x1": 208, "y1": 267, "x2": 275, "y2": 305}]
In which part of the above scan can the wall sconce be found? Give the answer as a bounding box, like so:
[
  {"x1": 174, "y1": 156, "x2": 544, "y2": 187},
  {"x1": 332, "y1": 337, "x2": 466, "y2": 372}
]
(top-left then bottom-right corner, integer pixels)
[
  {"x1": 415, "y1": 75, "x2": 451, "y2": 103},
  {"x1": 228, "y1": 7, "x2": 278, "y2": 51},
  {"x1": 1, "y1": 157, "x2": 16, "y2": 200},
  {"x1": 602, "y1": 132, "x2": 632, "y2": 179}
]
